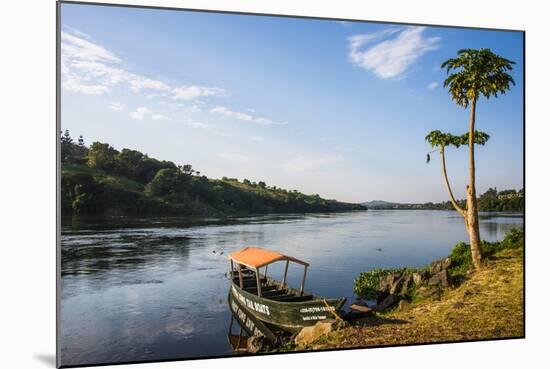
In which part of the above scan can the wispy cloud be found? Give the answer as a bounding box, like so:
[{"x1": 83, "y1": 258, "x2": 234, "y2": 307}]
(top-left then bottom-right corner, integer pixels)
[
  {"x1": 108, "y1": 102, "x2": 126, "y2": 111},
  {"x1": 62, "y1": 26, "x2": 286, "y2": 131},
  {"x1": 336, "y1": 21, "x2": 353, "y2": 28},
  {"x1": 427, "y1": 81, "x2": 439, "y2": 90},
  {"x1": 151, "y1": 113, "x2": 170, "y2": 121},
  {"x1": 209, "y1": 106, "x2": 287, "y2": 126},
  {"x1": 62, "y1": 24, "x2": 93, "y2": 40},
  {"x1": 283, "y1": 154, "x2": 344, "y2": 173},
  {"x1": 348, "y1": 27, "x2": 440, "y2": 79},
  {"x1": 172, "y1": 86, "x2": 226, "y2": 101},
  {"x1": 61, "y1": 26, "x2": 226, "y2": 102},
  {"x1": 219, "y1": 152, "x2": 252, "y2": 163},
  {"x1": 182, "y1": 119, "x2": 213, "y2": 130},
  {"x1": 129, "y1": 107, "x2": 151, "y2": 120}
]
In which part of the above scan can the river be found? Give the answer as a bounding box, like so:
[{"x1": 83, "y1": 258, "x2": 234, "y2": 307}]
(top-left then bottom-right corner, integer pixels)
[{"x1": 59, "y1": 210, "x2": 523, "y2": 366}]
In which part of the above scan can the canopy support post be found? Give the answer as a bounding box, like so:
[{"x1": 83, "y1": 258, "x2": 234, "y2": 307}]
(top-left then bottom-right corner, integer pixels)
[
  {"x1": 281, "y1": 260, "x2": 289, "y2": 289},
  {"x1": 230, "y1": 260, "x2": 234, "y2": 279},
  {"x1": 255, "y1": 268, "x2": 262, "y2": 297},
  {"x1": 300, "y1": 265, "x2": 308, "y2": 296},
  {"x1": 238, "y1": 263, "x2": 244, "y2": 289},
  {"x1": 264, "y1": 265, "x2": 268, "y2": 278}
]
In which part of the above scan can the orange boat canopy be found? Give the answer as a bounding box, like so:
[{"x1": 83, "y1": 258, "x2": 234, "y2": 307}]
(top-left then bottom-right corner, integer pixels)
[{"x1": 229, "y1": 247, "x2": 309, "y2": 269}]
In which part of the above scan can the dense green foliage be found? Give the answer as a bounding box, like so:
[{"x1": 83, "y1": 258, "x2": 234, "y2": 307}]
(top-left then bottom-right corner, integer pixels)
[
  {"x1": 353, "y1": 269, "x2": 395, "y2": 300},
  {"x1": 60, "y1": 131, "x2": 366, "y2": 216},
  {"x1": 441, "y1": 48, "x2": 515, "y2": 108},
  {"x1": 353, "y1": 267, "x2": 425, "y2": 300},
  {"x1": 448, "y1": 228, "x2": 524, "y2": 280}
]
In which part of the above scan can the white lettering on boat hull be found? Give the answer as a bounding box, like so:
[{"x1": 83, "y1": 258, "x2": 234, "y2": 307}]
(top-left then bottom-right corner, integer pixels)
[{"x1": 232, "y1": 286, "x2": 270, "y2": 316}]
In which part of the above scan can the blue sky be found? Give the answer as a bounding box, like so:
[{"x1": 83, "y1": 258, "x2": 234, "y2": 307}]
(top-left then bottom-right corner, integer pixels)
[{"x1": 60, "y1": 3, "x2": 524, "y2": 203}]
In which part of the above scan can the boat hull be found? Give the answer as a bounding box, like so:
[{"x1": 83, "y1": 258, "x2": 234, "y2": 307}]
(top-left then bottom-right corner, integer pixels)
[
  {"x1": 230, "y1": 284, "x2": 346, "y2": 332},
  {"x1": 228, "y1": 291, "x2": 278, "y2": 345}
]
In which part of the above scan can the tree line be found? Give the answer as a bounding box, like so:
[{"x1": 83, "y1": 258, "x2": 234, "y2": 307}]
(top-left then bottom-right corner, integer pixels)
[
  {"x1": 415, "y1": 187, "x2": 524, "y2": 212},
  {"x1": 60, "y1": 130, "x2": 365, "y2": 216}
]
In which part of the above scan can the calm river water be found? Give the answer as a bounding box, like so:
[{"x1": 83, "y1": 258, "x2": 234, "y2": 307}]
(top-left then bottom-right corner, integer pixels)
[{"x1": 60, "y1": 210, "x2": 523, "y2": 366}]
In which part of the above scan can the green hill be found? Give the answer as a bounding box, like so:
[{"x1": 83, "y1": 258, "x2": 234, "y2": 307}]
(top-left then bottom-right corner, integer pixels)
[{"x1": 60, "y1": 131, "x2": 366, "y2": 217}]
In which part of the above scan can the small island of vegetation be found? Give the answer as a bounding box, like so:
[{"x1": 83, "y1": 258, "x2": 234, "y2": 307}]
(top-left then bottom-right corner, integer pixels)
[{"x1": 60, "y1": 131, "x2": 366, "y2": 217}]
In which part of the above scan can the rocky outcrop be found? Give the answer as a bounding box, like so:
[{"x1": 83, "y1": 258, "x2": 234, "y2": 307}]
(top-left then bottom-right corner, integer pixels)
[
  {"x1": 373, "y1": 294, "x2": 400, "y2": 312},
  {"x1": 430, "y1": 258, "x2": 452, "y2": 274},
  {"x1": 429, "y1": 269, "x2": 450, "y2": 288},
  {"x1": 412, "y1": 270, "x2": 430, "y2": 285},
  {"x1": 247, "y1": 335, "x2": 265, "y2": 353},
  {"x1": 372, "y1": 257, "x2": 453, "y2": 311},
  {"x1": 294, "y1": 319, "x2": 341, "y2": 347},
  {"x1": 349, "y1": 300, "x2": 374, "y2": 314}
]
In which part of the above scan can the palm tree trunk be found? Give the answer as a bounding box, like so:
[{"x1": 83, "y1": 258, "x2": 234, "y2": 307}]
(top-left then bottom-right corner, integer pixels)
[
  {"x1": 466, "y1": 97, "x2": 483, "y2": 270},
  {"x1": 440, "y1": 146, "x2": 466, "y2": 218}
]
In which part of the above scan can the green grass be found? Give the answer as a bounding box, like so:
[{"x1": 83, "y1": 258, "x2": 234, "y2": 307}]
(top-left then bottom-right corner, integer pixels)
[
  {"x1": 303, "y1": 248, "x2": 524, "y2": 350},
  {"x1": 300, "y1": 229, "x2": 524, "y2": 351}
]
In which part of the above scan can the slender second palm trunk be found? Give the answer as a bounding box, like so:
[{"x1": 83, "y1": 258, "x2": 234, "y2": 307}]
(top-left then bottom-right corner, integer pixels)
[
  {"x1": 466, "y1": 97, "x2": 483, "y2": 270},
  {"x1": 440, "y1": 146, "x2": 465, "y2": 218}
]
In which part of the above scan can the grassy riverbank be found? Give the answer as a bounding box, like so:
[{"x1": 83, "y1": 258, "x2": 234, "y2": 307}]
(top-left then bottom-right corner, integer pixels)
[{"x1": 302, "y1": 237, "x2": 524, "y2": 349}]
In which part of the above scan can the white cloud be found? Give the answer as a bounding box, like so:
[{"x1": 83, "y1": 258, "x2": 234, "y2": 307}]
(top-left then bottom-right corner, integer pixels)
[
  {"x1": 62, "y1": 24, "x2": 93, "y2": 40},
  {"x1": 151, "y1": 114, "x2": 170, "y2": 121},
  {"x1": 283, "y1": 154, "x2": 344, "y2": 173},
  {"x1": 160, "y1": 101, "x2": 202, "y2": 113},
  {"x1": 128, "y1": 107, "x2": 151, "y2": 120},
  {"x1": 171, "y1": 86, "x2": 227, "y2": 101},
  {"x1": 62, "y1": 78, "x2": 109, "y2": 95},
  {"x1": 61, "y1": 27, "x2": 287, "y2": 131},
  {"x1": 182, "y1": 105, "x2": 201, "y2": 113},
  {"x1": 61, "y1": 32, "x2": 120, "y2": 63},
  {"x1": 427, "y1": 81, "x2": 439, "y2": 90},
  {"x1": 182, "y1": 120, "x2": 212, "y2": 130},
  {"x1": 128, "y1": 76, "x2": 170, "y2": 92},
  {"x1": 61, "y1": 26, "x2": 226, "y2": 102},
  {"x1": 108, "y1": 102, "x2": 126, "y2": 111},
  {"x1": 219, "y1": 152, "x2": 252, "y2": 163},
  {"x1": 336, "y1": 21, "x2": 353, "y2": 28},
  {"x1": 209, "y1": 106, "x2": 286, "y2": 126},
  {"x1": 348, "y1": 27, "x2": 440, "y2": 79}
]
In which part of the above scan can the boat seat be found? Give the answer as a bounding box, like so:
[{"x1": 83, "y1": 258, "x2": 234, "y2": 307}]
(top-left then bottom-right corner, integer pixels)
[
  {"x1": 245, "y1": 288, "x2": 286, "y2": 297},
  {"x1": 261, "y1": 290, "x2": 288, "y2": 297},
  {"x1": 272, "y1": 294, "x2": 313, "y2": 302},
  {"x1": 268, "y1": 293, "x2": 295, "y2": 301},
  {"x1": 233, "y1": 277, "x2": 267, "y2": 286},
  {"x1": 243, "y1": 285, "x2": 278, "y2": 293},
  {"x1": 274, "y1": 295, "x2": 314, "y2": 302}
]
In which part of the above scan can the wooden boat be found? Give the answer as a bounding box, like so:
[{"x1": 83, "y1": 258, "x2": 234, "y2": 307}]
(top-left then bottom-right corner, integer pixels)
[
  {"x1": 227, "y1": 291, "x2": 278, "y2": 353},
  {"x1": 228, "y1": 247, "x2": 346, "y2": 332}
]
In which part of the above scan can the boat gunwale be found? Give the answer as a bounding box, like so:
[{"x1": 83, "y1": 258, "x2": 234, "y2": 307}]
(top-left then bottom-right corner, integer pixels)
[{"x1": 231, "y1": 279, "x2": 345, "y2": 307}]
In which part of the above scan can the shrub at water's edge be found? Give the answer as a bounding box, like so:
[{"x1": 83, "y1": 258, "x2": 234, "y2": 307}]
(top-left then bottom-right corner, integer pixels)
[
  {"x1": 448, "y1": 227, "x2": 524, "y2": 282},
  {"x1": 353, "y1": 228, "x2": 524, "y2": 301},
  {"x1": 353, "y1": 267, "x2": 427, "y2": 301}
]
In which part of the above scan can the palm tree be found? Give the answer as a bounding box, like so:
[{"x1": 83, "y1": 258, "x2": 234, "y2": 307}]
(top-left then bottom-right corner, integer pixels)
[{"x1": 428, "y1": 48, "x2": 515, "y2": 270}]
